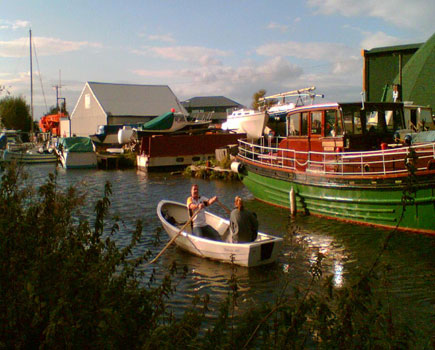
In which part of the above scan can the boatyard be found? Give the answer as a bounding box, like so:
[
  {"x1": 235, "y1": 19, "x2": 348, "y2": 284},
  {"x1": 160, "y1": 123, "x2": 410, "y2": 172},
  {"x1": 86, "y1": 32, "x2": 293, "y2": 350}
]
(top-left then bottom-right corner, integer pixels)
[{"x1": 1, "y1": 1, "x2": 434, "y2": 348}]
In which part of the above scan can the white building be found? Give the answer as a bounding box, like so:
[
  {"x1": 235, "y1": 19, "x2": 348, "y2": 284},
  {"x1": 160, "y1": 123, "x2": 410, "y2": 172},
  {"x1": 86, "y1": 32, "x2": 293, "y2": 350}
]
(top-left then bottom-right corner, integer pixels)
[{"x1": 61, "y1": 82, "x2": 187, "y2": 137}]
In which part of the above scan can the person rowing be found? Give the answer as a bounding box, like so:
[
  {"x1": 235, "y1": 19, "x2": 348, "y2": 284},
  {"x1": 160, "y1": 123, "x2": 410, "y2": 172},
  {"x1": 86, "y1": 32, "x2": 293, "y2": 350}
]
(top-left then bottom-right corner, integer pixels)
[{"x1": 186, "y1": 184, "x2": 222, "y2": 241}]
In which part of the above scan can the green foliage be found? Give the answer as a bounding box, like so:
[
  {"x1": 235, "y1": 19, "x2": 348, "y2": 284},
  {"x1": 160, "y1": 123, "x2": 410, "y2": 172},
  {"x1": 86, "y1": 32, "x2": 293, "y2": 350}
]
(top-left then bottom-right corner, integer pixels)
[
  {"x1": 0, "y1": 96, "x2": 32, "y2": 131},
  {"x1": 251, "y1": 89, "x2": 267, "y2": 110},
  {"x1": 0, "y1": 164, "x2": 421, "y2": 349},
  {"x1": 0, "y1": 164, "x2": 186, "y2": 348}
]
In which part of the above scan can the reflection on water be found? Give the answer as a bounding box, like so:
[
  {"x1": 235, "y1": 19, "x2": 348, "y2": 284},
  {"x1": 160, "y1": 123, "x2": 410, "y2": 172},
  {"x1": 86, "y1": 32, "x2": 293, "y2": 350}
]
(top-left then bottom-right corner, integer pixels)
[{"x1": 20, "y1": 165, "x2": 435, "y2": 336}]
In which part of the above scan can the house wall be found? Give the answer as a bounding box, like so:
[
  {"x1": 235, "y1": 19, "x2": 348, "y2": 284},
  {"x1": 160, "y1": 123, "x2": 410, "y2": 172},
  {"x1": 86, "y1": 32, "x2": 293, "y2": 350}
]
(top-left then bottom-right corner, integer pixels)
[
  {"x1": 70, "y1": 84, "x2": 107, "y2": 136},
  {"x1": 60, "y1": 118, "x2": 70, "y2": 137}
]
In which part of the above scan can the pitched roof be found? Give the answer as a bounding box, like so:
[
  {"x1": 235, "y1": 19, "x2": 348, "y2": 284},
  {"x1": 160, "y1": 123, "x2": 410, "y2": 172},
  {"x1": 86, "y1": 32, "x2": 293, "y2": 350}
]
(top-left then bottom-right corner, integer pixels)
[
  {"x1": 387, "y1": 33, "x2": 435, "y2": 109},
  {"x1": 181, "y1": 96, "x2": 243, "y2": 108},
  {"x1": 87, "y1": 82, "x2": 187, "y2": 116},
  {"x1": 365, "y1": 43, "x2": 422, "y2": 55}
]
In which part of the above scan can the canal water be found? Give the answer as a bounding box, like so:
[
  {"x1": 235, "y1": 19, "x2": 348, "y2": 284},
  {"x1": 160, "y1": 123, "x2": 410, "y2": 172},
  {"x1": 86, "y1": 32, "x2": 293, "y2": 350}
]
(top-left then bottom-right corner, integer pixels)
[{"x1": 22, "y1": 164, "x2": 434, "y2": 343}]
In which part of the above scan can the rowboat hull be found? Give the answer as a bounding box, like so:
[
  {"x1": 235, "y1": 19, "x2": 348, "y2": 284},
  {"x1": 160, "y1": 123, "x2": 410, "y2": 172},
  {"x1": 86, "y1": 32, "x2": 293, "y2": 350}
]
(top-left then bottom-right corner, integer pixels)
[{"x1": 157, "y1": 200, "x2": 283, "y2": 267}]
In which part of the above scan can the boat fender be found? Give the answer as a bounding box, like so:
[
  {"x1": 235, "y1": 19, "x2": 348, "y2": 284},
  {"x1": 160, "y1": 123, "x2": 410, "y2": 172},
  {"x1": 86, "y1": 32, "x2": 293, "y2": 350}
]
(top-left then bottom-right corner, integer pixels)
[
  {"x1": 363, "y1": 164, "x2": 370, "y2": 172},
  {"x1": 118, "y1": 126, "x2": 134, "y2": 144},
  {"x1": 231, "y1": 161, "x2": 244, "y2": 173},
  {"x1": 427, "y1": 159, "x2": 435, "y2": 170}
]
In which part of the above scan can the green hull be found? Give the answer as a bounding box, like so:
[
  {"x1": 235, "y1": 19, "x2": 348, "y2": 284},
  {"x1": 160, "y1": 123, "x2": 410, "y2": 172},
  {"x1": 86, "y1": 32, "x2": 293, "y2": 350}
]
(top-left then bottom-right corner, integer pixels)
[{"x1": 241, "y1": 162, "x2": 435, "y2": 234}]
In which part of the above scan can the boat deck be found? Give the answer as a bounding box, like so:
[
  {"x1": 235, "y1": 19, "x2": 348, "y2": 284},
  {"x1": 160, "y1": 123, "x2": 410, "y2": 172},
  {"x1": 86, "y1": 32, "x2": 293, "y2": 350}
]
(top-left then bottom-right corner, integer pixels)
[{"x1": 238, "y1": 137, "x2": 435, "y2": 177}]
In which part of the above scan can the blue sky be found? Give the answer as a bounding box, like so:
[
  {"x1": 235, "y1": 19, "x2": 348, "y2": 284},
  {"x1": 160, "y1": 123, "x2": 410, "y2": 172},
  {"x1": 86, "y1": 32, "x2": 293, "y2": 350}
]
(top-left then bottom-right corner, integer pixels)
[{"x1": 1, "y1": 0, "x2": 434, "y2": 120}]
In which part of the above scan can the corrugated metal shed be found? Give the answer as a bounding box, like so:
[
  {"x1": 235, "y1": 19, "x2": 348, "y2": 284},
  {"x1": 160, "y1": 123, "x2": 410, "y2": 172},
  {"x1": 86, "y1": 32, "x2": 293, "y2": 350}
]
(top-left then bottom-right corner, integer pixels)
[
  {"x1": 88, "y1": 82, "x2": 187, "y2": 116},
  {"x1": 362, "y1": 43, "x2": 422, "y2": 102}
]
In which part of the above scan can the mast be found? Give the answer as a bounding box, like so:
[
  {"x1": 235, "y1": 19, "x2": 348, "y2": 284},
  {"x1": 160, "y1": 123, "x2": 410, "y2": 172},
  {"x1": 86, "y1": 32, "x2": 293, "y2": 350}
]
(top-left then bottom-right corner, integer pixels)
[{"x1": 29, "y1": 29, "x2": 34, "y2": 134}]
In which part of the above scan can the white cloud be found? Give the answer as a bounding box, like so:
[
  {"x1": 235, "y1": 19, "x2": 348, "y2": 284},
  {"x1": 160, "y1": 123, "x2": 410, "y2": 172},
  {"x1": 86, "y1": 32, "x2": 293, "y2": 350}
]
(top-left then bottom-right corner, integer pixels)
[
  {"x1": 256, "y1": 41, "x2": 356, "y2": 62},
  {"x1": 0, "y1": 19, "x2": 30, "y2": 30},
  {"x1": 132, "y1": 45, "x2": 230, "y2": 66},
  {"x1": 360, "y1": 31, "x2": 407, "y2": 50},
  {"x1": 267, "y1": 22, "x2": 289, "y2": 33},
  {"x1": 307, "y1": 0, "x2": 434, "y2": 33},
  {"x1": 0, "y1": 36, "x2": 103, "y2": 58},
  {"x1": 132, "y1": 56, "x2": 304, "y2": 105},
  {"x1": 147, "y1": 34, "x2": 176, "y2": 43}
]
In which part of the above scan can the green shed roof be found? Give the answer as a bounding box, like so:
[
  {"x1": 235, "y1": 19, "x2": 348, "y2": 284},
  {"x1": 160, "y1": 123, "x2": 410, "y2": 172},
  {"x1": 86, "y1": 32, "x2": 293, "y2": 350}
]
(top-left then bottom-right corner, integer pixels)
[
  {"x1": 386, "y1": 32, "x2": 435, "y2": 109},
  {"x1": 365, "y1": 43, "x2": 422, "y2": 55}
]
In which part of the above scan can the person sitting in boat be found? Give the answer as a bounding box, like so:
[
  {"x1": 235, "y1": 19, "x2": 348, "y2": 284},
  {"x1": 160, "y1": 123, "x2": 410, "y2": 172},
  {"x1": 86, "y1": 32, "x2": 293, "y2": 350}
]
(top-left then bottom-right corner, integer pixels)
[
  {"x1": 229, "y1": 196, "x2": 258, "y2": 243},
  {"x1": 187, "y1": 184, "x2": 222, "y2": 241}
]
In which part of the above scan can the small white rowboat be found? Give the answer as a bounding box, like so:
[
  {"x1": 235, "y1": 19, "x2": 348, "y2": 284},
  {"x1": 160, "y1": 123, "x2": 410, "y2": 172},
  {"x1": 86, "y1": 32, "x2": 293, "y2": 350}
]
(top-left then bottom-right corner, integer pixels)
[{"x1": 157, "y1": 200, "x2": 283, "y2": 267}]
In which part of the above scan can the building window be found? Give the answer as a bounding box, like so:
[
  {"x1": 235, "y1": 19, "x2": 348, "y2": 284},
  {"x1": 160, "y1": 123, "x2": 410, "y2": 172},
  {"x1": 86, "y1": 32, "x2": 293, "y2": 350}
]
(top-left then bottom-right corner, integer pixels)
[{"x1": 85, "y1": 94, "x2": 91, "y2": 109}]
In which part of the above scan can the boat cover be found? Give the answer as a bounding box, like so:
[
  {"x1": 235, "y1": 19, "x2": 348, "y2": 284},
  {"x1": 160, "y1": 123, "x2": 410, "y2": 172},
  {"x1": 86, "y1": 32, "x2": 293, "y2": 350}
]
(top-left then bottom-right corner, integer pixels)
[
  {"x1": 410, "y1": 130, "x2": 435, "y2": 143},
  {"x1": 136, "y1": 112, "x2": 174, "y2": 131},
  {"x1": 58, "y1": 137, "x2": 94, "y2": 152}
]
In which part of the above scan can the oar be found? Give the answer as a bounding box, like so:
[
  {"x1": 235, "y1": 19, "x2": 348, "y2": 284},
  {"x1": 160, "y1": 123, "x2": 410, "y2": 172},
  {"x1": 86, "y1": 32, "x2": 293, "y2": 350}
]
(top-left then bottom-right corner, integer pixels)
[
  {"x1": 216, "y1": 199, "x2": 231, "y2": 215},
  {"x1": 148, "y1": 208, "x2": 200, "y2": 265}
]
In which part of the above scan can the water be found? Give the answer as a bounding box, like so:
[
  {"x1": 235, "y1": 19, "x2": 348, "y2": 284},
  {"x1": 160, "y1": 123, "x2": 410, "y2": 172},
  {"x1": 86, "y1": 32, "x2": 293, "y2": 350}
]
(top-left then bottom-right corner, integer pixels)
[{"x1": 16, "y1": 164, "x2": 435, "y2": 340}]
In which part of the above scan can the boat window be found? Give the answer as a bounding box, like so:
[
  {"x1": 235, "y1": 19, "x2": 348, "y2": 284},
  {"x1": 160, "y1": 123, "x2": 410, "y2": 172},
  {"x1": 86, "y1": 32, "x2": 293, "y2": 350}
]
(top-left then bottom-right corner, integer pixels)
[
  {"x1": 366, "y1": 110, "x2": 387, "y2": 133},
  {"x1": 385, "y1": 109, "x2": 405, "y2": 131},
  {"x1": 325, "y1": 110, "x2": 339, "y2": 136},
  {"x1": 301, "y1": 112, "x2": 308, "y2": 136},
  {"x1": 343, "y1": 110, "x2": 363, "y2": 135},
  {"x1": 288, "y1": 113, "x2": 301, "y2": 136},
  {"x1": 310, "y1": 111, "x2": 322, "y2": 135}
]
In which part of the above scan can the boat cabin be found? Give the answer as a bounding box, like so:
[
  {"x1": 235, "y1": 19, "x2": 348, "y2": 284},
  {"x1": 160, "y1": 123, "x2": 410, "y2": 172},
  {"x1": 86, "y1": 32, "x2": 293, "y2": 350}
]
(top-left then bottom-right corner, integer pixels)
[{"x1": 281, "y1": 102, "x2": 406, "y2": 153}]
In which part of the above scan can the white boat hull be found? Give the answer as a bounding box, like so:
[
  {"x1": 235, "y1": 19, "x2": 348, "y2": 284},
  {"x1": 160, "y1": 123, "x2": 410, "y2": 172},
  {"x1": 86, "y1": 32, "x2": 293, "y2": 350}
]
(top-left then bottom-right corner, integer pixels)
[
  {"x1": 157, "y1": 200, "x2": 283, "y2": 267},
  {"x1": 57, "y1": 151, "x2": 97, "y2": 169},
  {"x1": 222, "y1": 110, "x2": 268, "y2": 141}
]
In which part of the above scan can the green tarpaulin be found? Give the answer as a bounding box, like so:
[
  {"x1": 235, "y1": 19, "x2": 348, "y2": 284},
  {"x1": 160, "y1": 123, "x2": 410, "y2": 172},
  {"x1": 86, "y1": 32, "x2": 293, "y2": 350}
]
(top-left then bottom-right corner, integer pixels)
[
  {"x1": 137, "y1": 112, "x2": 174, "y2": 131},
  {"x1": 59, "y1": 137, "x2": 95, "y2": 152}
]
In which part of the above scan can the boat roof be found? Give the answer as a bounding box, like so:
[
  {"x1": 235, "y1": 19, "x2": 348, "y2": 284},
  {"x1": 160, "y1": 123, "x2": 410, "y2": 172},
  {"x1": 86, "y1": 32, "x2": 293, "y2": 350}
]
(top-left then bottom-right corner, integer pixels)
[{"x1": 287, "y1": 101, "x2": 404, "y2": 114}]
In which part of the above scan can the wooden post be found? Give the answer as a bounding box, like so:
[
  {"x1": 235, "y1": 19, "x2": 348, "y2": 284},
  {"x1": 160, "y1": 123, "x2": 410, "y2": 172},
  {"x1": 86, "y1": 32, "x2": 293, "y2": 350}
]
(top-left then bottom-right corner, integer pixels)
[{"x1": 289, "y1": 187, "x2": 296, "y2": 216}]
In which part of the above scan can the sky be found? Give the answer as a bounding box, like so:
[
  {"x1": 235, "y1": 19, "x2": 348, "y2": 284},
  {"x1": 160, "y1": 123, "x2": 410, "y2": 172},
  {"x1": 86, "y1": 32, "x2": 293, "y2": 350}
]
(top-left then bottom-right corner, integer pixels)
[{"x1": 0, "y1": 0, "x2": 434, "y2": 120}]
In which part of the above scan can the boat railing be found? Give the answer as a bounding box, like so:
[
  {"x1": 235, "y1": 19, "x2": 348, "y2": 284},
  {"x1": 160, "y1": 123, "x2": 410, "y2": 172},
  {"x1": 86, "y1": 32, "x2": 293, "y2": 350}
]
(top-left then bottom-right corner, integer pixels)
[{"x1": 238, "y1": 137, "x2": 435, "y2": 176}]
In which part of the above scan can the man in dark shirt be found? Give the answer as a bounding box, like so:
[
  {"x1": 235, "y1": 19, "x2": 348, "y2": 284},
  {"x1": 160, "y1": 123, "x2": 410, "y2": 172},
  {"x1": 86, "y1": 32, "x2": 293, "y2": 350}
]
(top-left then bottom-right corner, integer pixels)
[{"x1": 229, "y1": 196, "x2": 258, "y2": 243}]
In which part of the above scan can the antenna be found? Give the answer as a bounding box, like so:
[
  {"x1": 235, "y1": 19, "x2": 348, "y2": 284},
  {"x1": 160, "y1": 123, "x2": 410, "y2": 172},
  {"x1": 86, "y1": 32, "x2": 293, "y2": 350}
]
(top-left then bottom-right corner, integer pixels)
[{"x1": 30, "y1": 29, "x2": 34, "y2": 134}]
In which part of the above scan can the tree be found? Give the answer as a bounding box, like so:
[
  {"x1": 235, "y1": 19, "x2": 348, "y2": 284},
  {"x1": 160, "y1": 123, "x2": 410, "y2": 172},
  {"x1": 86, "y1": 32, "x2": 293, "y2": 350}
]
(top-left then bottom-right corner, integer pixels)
[
  {"x1": 251, "y1": 89, "x2": 267, "y2": 110},
  {"x1": 0, "y1": 96, "x2": 32, "y2": 131}
]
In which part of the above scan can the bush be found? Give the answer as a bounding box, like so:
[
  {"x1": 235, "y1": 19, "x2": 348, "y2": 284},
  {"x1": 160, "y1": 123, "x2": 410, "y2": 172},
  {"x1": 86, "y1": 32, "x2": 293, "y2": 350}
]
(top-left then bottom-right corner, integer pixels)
[
  {"x1": 0, "y1": 164, "x2": 421, "y2": 349},
  {"x1": 0, "y1": 164, "x2": 201, "y2": 348}
]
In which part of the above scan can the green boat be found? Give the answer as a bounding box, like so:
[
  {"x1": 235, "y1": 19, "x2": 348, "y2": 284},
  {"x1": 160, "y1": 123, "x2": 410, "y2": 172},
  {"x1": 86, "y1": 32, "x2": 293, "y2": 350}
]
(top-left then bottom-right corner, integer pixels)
[{"x1": 234, "y1": 102, "x2": 435, "y2": 234}]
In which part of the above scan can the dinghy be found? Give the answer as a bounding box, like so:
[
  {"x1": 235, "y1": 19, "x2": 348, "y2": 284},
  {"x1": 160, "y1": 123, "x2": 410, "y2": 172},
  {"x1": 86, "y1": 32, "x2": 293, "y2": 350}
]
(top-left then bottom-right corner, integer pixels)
[{"x1": 156, "y1": 200, "x2": 283, "y2": 267}]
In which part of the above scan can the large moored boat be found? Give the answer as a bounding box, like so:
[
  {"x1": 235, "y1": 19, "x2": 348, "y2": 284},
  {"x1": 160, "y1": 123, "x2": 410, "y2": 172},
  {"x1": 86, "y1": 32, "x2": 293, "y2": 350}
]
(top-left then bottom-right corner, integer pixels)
[{"x1": 234, "y1": 102, "x2": 435, "y2": 234}]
